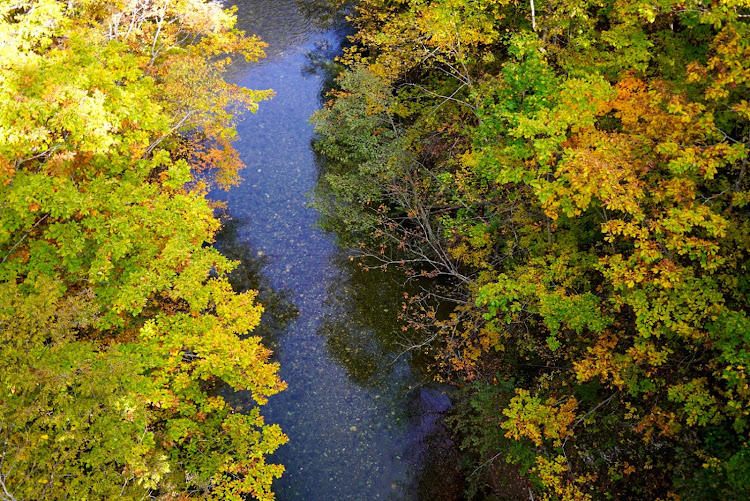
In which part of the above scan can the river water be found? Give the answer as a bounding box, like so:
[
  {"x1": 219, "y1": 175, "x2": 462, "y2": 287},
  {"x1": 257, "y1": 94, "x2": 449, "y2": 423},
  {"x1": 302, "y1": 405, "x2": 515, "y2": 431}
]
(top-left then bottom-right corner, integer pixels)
[{"x1": 211, "y1": 1, "x2": 461, "y2": 500}]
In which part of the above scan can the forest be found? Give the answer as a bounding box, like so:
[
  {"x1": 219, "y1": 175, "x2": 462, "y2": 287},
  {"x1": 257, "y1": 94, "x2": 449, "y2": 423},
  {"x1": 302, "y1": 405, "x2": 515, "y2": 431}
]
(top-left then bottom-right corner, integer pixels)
[
  {"x1": 0, "y1": 0, "x2": 286, "y2": 499},
  {"x1": 312, "y1": 0, "x2": 750, "y2": 499},
  {"x1": 1, "y1": 0, "x2": 749, "y2": 499}
]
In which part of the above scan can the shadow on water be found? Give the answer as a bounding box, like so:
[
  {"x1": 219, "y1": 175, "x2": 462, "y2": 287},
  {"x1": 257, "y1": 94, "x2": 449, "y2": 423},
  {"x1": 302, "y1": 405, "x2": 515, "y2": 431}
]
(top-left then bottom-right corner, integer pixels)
[
  {"x1": 228, "y1": 0, "x2": 351, "y2": 68},
  {"x1": 318, "y1": 254, "x2": 428, "y2": 388},
  {"x1": 294, "y1": 0, "x2": 353, "y2": 30},
  {"x1": 213, "y1": 217, "x2": 298, "y2": 356},
  {"x1": 319, "y1": 254, "x2": 466, "y2": 501},
  {"x1": 301, "y1": 32, "x2": 352, "y2": 96}
]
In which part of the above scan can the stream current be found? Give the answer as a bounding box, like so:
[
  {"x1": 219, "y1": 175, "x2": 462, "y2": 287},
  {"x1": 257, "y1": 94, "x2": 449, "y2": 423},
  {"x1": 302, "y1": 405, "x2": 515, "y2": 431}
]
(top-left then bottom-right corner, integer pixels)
[{"x1": 211, "y1": 1, "x2": 461, "y2": 500}]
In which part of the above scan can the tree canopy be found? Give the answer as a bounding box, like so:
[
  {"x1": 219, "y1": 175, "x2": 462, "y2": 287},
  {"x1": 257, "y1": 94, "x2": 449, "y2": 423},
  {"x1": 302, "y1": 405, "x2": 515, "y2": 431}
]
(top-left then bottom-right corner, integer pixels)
[
  {"x1": 0, "y1": 0, "x2": 286, "y2": 499},
  {"x1": 313, "y1": 0, "x2": 750, "y2": 498}
]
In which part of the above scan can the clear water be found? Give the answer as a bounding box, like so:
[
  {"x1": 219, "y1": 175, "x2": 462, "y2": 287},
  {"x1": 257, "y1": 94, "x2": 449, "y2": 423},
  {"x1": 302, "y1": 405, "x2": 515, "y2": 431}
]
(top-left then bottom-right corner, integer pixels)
[{"x1": 212, "y1": 2, "x2": 461, "y2": 499}]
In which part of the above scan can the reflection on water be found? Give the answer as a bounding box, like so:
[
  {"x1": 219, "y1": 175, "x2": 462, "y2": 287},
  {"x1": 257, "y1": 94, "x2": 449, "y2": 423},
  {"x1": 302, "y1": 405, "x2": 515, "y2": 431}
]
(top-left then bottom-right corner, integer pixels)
[
  {"x1": 212, "y1": 1, "x2": 463, "y2": 499},
  {"x1": 318, "y1": 254, "x2": 465, "y2": 500},
  {"x1": 319, "y1": 254, "x2": 439, "y2": 390}
]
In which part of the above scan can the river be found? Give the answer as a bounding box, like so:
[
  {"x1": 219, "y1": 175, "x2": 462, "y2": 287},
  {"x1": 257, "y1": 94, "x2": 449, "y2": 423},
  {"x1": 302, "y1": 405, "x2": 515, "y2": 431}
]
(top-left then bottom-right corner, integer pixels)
[{"x1": 211, "y1": 1, "x2": 462, "y2": 500}]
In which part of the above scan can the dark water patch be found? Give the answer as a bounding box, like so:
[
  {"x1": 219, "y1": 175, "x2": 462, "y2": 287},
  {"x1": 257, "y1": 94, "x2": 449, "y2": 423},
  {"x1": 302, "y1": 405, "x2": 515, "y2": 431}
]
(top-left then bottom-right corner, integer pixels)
[
  {"x1": 409, "y1": 389, "x2": 465, "y2": 501},
  {"x1": 318, "y1": 253, "x2": 430, "y2": 389},
  {"x1": 228, "y1": 0, "x2": 351, "y2": 69}
]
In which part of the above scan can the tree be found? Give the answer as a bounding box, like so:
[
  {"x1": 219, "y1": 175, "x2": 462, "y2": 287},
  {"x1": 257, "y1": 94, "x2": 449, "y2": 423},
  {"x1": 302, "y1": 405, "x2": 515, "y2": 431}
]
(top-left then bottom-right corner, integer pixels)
[
  {"x1": 0, "y1": 0, "x2": 286, "y2": 498},
  {"x1": 314, "y1": 0, "x2": 750, "y2": 498}
]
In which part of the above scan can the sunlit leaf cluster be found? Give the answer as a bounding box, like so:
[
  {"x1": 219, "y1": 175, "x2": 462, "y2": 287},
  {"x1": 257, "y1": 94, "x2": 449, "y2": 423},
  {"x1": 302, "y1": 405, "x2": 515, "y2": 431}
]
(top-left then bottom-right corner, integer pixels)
[{"x1": 0, "y1": 0, "x2": 285, "y2": 499}]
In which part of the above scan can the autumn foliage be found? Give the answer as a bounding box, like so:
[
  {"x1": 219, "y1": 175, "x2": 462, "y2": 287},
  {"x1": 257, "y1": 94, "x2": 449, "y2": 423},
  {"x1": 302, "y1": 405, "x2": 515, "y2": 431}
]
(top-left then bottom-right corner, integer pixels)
[
  {"x1": 313, "y1": 0, "x2": 750, "y2": 498},
  {"x1": 0, "y1": 0, "x2": 285, "y2": 499}
]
